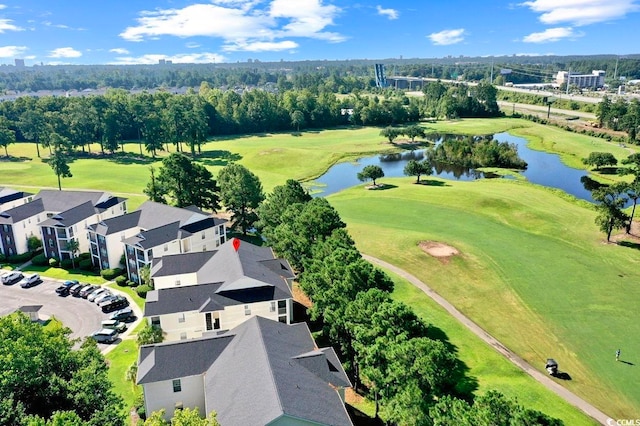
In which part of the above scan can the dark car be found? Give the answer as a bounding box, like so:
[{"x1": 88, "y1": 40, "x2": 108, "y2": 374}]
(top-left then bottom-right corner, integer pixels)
[
  {"x1": 101, "y1": 296, "x2": 129, "y2": 313},
  {"x1": 79, "y1": 285, "x2": 98, "y2": 298},
  {"x1": 67, "y1": 283, "x2": 82, "y2": 296},
  {"x1": 71, "y1": 284, "x2": 90, "y2": 297},
  {"x1": 109, "y1": 307, "x2": 134, "y2": 322},
  {"x1": 2, "y1": 271, "x2": 24, "y2": 285},
  {"x1": 55, "y1": 285, "x2": 71, "y2": 296}
]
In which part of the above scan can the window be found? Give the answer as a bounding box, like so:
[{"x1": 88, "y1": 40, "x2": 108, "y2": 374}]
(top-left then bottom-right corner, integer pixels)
[
  {"x1": 151, "y1": 317, "x2": 160, "y2": 327},
  {"x1": 2, "y1": 224, "x2": 7, "y2": 232},
  {"x1": 270, "y1": 301, "x2": 276, "y2": 312},
  {"x1": 180, "y1": 332, "x2": 187, "y2": 340},
  {"x1": 201, "y1": 231, "x2": 206, "y2": 239},
  {"x1": 172, "y1": 379, "x2": 182, "y2": 393},
  {"x1": 47, "y1": 228, "x2": 52, "y2": 235},
  {"x1": 205, "y1": 313, "x2": 213, "y2": 331},
  {"x1": 48, "y1": 238, "x2": 54, "y2": 248},
  {"x1": 163, "y1": 244, "x2": 168, "y2": 252},
  {"x1": 178, "y1": 313, "x2": 185, "y2": 323},
  {"x1": 244, "y1": 305, "x2": 251, "y2": 316},
  {"x1": 175, "y1": 279, "x2": 181, "y2": 287}
]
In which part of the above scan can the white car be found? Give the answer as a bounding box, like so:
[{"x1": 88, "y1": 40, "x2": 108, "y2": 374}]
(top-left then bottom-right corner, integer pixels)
[
  {"x1": 19, "y1": 274, "x2": 41, "y2": 288},
  {"x1": 2, "y1": 271, "x2": 24, "y2": 285},
  {"x1": 87, "y1": 287, "x2": 108, "y2": 302},
  {"x1": 101, "y1": 319, "x2": 127, "y2": 332},
  {"x1": 93, "y1": 291, "x2": 114, "y2": 304}
]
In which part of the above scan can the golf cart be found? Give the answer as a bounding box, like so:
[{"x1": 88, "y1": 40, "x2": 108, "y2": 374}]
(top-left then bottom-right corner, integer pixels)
[{"x1": 545, "y1": 358, "x2": 558, "y2": 376}]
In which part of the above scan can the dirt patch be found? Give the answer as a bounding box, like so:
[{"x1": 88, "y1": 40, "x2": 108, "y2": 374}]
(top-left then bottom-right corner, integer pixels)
[
  {"x1": 419, "y1": 241, "x2": 460, "y2": 263},
  {"x1": 292, "y1": 282, "x2": 313, "y2": 308}
]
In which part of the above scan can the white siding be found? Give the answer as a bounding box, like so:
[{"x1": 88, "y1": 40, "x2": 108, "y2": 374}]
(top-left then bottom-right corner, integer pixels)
[
  {"x1": 159, "y1": 310, "x2": 207, "y2": 342},
  {"x1": 13, "y1": 218, "x2": 40, "y2": 254},
  {"x1": 154, "y1": 272, "x2": 198, "y2": 290},
  {"x1": 143, "y1": 375, "x2": 205, "y2": 421},
  {"x1": 220, "y1": 301, "x2": 283, "y2": 331}
]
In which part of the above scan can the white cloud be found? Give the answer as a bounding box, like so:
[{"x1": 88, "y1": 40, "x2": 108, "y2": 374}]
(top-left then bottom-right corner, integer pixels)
[
  {"x1": 0, "y1": 5, "x2": 6, "y2": 10},
  {"x1": 522, "y1": 27, "x2": 583, "y2": 42},
  {"x1": 185, "y1": 42, "x2": 201, "y2": 48},
  {"x1": 120, "y1": 0, "x2": 345, "y2": 51},
  {"x1": 428, "y1": 28, "x2": 465, "y2": 45},
  {"x1": 0, "y1": 45, "x2": 27, "y2": 57},
  {"x1": 521, "y1": 0, "x2": 639, "y2": 26},
  {"x1": 111, "y1": 52, "x2": 226, "y2": 65},
  {"x1": 222, "y1": 40, "x2": 298, "y2": 52},
  {"x1": 109, "y1": 48, "x2": 130, "y2": 54},
  {"x1": 48, "y1": 47, "x2": 82, "y2": 58},
  {"x1": 376, "y1": 5, "x2": 399, "y2": 20},
  {"x1": 0, "y1": 18, "x2": 22, "y2": 32}
]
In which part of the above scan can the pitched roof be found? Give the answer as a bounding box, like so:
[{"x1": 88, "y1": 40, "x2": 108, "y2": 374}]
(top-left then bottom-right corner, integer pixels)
[
  {"x1": 0, "y1": 188, "x2": 32, "y2": 206},
  {"x1": 138, "y1": 317, "x2": 353, "y2": 426},
  {"x1": 0, "y1": 198, "x2": 45, "y2": 224},
  {"x1": 87, "y1": 211, "x2": 142, "y2": 235},
  {"x1": 38, "y1": 201, "x2": 99, "y2": 227},
  {"x1": 144, "y1": 281, "x2": 292, "y2": 317},
  {"x1": 119, "y1": 201, "x2": 227, "y2": 249}
]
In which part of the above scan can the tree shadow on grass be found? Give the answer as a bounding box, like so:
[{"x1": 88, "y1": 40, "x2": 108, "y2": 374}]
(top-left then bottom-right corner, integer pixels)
[
  {"x1": 427, "y1": 324, "x2": 478, "y2": 401},
  {"x1": 597, "y1": 166, "x2": 622, "y2": 175},
  {"x1": 104, "y1": 152, "x2": 156, "y2": 165},
  {"x1": 197, "y1": 150, "x2": 242, "y2": 167},
  {"x1": 1, "y1": 155, "x2": 33, "y2": 162},
  {"x1": 366, "y1": 184, "x2": 398, "y2": 191},
  {"x1": 618, "y1": 240, "x2": 640, "y2": 251},
  {"x1": 415, "y1": 179, "x2": 449, "y2": 187},
  {"x1": 346, "y1": 404, "x2": 383, "y2": 426}
]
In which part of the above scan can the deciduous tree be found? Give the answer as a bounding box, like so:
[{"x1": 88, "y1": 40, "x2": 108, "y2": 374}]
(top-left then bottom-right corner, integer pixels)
[
  {"x1": 404, "y1": 159, "x2": 433, "y2": 183},
  {"x1": 582, "y1": 152, "x2": 618, "y2": 171},
  {"x1": 593, "y1": 184, "x2": 629, "y2": 241},
  {"x1": 357, "y1": 165, "x2": 384, "y2": 186}
]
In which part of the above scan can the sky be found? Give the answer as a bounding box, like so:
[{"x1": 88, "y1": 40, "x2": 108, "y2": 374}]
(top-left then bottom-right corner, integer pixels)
[{"x1": 0, "y1": 0, "x2": 638, "y2": 66}]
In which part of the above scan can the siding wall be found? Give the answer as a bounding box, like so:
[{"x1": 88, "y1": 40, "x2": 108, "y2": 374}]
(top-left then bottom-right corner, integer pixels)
[{"x1": 143, "y1": 375, "x2": 205, "y2": 421}]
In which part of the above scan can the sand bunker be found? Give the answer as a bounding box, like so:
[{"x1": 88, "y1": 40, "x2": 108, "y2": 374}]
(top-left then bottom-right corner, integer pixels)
[{"x1": 419, "y1": 241, "x2": 460, "y2": 260}]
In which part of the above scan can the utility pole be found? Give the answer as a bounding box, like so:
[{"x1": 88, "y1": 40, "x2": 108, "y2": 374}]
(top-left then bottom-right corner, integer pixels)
[{"x1": 566, "y1": 67, "x2": 571, "y2": 95}]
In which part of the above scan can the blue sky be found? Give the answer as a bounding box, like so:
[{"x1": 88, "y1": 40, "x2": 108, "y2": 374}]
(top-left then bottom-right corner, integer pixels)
[{"x1": 0, "y1": 0, "x2": 638, "y2": 65}]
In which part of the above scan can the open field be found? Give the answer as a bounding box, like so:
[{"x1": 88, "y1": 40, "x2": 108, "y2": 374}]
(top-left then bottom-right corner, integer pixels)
[{"x1": 328, "y1": 177, "x2": 640, "y2": 419}]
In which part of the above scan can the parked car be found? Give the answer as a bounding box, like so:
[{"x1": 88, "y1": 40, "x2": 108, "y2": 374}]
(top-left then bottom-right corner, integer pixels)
[
  {"x1": 97, "y1": 294, "x2": 119, "y2": 307},
  {"x1": 109, "y1": 307, "x2": 134, "y2": 322},
  {"x1": 63, "y1": 279, "x2": 79, "y2": 287},
  {"x1": 2, "y1": 271, "x2": 24, "y2": 285},
  {"x1": 91, "y1": 328, "x2": 119, "y2": 344},
  {"x1": 87, "y1": 287, "x2": 108, "y2": 302},
  {"x1": 71, "y1": 284, "x2": 90, "y2": 297},
  {"x1": 79, "y1": 285, "x2": 98, "y2": 298},
  {"x1": 101, "y1": 297, "x2": 129, "y2": 313},
  {"x1": 55, "y1": 285, "x2": 71, "y2": 296},
  {"x1": 19, "y1": 274, "x2": 42, "y2": 288},
  {"x1": 94, "y1": 291, "x2": 114, "y2": 305},
  {"x1": 101, "y1": 319, "x2": 127, "y2": 332}
]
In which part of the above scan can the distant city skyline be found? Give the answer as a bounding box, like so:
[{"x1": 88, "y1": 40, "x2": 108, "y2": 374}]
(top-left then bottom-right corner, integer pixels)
[{"x1": 0, "y1": 0, "x2": 638, "y2": 66}]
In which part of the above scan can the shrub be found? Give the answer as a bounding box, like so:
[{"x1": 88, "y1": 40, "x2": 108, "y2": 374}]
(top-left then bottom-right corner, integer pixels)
[
  {"x1": 115, "y1": 275, "x2": 128, "y2": 287},
  {"x1": 100, "y1": 268, "x2": 124, "y2": 280},
  {"x1": 6, "y1": 252, "x2": 33, "y2": 264},
  {"x1": 31, "y1": 253, "x2": 49, "y2": 266},
  {"x1": 49, "y1": 257, "x2": 59, "y2": 267},
  {"x1": 79, "y1": 258, "x2": 94, "y2": 271},
  {"x1": 127, "y1": 280, "x2": 138, "y2": 288},
  {"x1": 135, "y1": 284, "x2": 153, "y2": 298},
  {"x1": 79, "y1": 252, "x2": 91, "y2": 260},
  {"x1": 60, "y1": 259, "x2": 73, "y2": 270},
  {"x1": 0, "y1": 253, "x2": 5, "y2": 263}
]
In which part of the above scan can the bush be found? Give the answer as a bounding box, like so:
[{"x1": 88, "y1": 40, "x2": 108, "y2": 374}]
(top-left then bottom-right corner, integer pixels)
[
  {"x1": 6, "y1": 252, "x2": 33, "y2": 264},
  {"x1": 79, "y1": 258, "x2": 94, "y2": 271},
  {"x1": 100, "y1": 268, "x2": 124, "y2": 280},
  {"x1": 127, "y1": 280, "x2": 138, "y2": 288},
  {"x1": 49, "y1": 257, "x2": 59, "y2": 268},
  {"x1": 60, "y1": 259, "x2": 73, "y2": 270},
  {"x1": 115, "y1": 275, "x2": 128, "y2": 287},
  {"x1": 135, "y1": 284, "x2": 153, "y2": 298},
  {"x1": 31, "y1": 253, "x2": 49, "y2": 266},
  {"x1": 79, "y1": 252, "x2": 91, "y2": 260}
]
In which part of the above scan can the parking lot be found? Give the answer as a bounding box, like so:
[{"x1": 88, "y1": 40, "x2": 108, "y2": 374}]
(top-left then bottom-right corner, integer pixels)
[{"x1": 0, "y1": 277, "x2": 138, "y2": 350}]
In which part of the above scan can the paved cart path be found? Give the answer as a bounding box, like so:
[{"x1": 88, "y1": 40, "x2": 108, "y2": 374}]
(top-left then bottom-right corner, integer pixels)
[{"x1": 362, "y1": 254, "x2": 611, "y2": 425}]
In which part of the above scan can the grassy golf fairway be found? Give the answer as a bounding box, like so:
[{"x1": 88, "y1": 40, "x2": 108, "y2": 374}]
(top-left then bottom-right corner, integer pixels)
[
  {"x1": 329, "y1": 177, "x2": 640, "y2": 419},
  {"x1": 388, "y1": 273, "x2": 596, "y2": 425}
]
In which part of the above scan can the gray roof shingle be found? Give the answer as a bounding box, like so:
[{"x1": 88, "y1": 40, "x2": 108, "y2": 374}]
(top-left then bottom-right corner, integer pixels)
[
  {"x1": 137, "y1": 317, "x2": 353, "y2": 426},
  {"x1": 38, "y1": 201, "x2": 99, "y2": 227}
]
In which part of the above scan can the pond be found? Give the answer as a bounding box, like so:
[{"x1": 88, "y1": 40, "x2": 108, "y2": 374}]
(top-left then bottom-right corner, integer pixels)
[{"x1": 311, "y1": 132, "x2": 597, "y2": 202}]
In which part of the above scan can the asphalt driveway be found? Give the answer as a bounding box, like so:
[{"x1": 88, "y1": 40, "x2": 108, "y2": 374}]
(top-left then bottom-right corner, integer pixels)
[{"x1": 0, "y1": 278, "x2": 109, "y2": 341}]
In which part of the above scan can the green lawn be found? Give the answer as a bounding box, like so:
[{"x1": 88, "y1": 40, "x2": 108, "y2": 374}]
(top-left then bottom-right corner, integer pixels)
[
  {"x1": 21, "y1": 265, "x2": 107, "y2": 285},
  {"x1": 329, "y1": 177, "x2": 640, "y2": 419},
  {"x1": 389, "y1": 273, "x2": 596, "y2": 425},
  {"x1": 105, "y1": 337, "x2": 142, "y2": 416}
]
